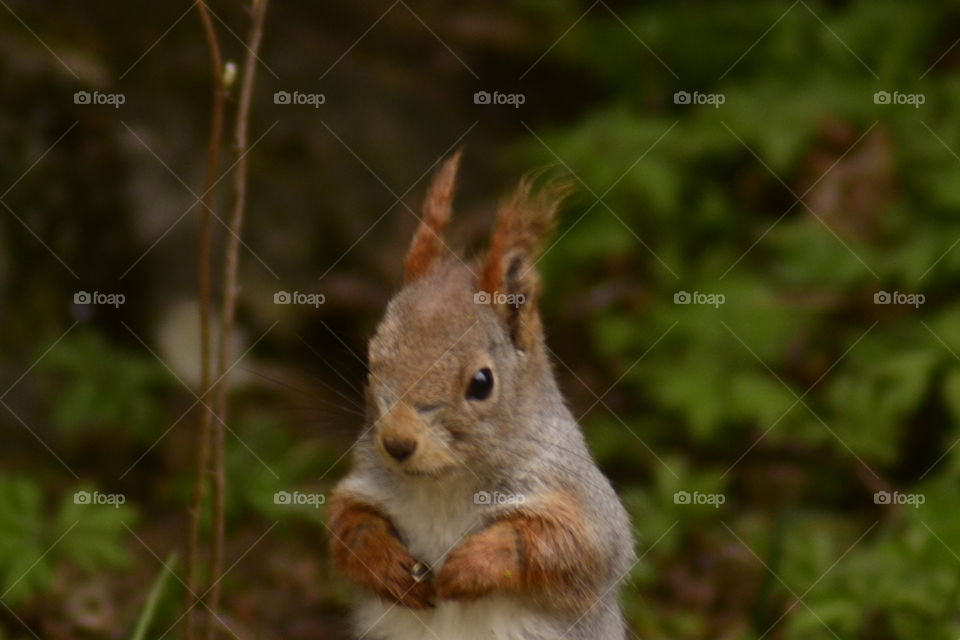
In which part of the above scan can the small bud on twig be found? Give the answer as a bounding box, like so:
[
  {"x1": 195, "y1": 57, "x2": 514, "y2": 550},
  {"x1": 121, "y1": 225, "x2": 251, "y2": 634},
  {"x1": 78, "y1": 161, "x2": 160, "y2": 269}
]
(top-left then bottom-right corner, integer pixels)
[{"x1": 221, "y1": 61, "x2": 237, "y2": 89}]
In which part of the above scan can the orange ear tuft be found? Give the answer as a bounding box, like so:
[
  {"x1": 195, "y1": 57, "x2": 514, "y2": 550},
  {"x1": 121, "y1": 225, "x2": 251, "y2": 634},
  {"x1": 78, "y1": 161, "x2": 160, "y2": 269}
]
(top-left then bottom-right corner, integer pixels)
[
  {"x1": 403, "y1": 150, "x2": 463, "y2": 283},
  {"x1": 478, "y1": 175, "x2": 570, "y2": 351},
  {"x1": 479, "y1": 175, "x2": 569, "y2": 295}
]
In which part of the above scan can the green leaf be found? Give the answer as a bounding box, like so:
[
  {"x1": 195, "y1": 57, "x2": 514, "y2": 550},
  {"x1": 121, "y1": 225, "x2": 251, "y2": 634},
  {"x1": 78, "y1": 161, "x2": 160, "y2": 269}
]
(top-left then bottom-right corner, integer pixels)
[{"x1": 130, "y1": 553, "x2": 177, "y2": 640}]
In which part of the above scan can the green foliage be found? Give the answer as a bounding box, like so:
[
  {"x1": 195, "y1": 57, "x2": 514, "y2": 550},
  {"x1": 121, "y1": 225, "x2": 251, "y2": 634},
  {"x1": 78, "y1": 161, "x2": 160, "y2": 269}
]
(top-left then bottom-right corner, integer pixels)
[
  {"x1": 0, "y1": 477, "x2": 136, "y2": 606},
  {"x1": 224, "y1": 416, "x2": 335, "y2": 526},
  {"x1": 39, "y1": 330, "x2": 170, "y2": 444},
  {"x1": 129, "y1": 553, "x2": 177, "y2": 640},
  {"x1": 530, "y1": 1, "x2": 960, "y2": 637},
  {"x1": 170, "y1": 416, "x2": 339, "y2": 529}
]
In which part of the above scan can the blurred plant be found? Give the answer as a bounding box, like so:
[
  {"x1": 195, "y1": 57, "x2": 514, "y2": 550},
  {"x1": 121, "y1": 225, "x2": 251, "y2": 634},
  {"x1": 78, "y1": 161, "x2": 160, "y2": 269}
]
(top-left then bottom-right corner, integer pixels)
[
  {"x1": 524, "y1": 1, "x2": 960, "y2": 638},
  {"x1": 0, "y1": 476, "x2": 136, "y2": 606},
  {"x1": 183, "y1": 2, "x2": 271, "y2": 638},
  {"x1": 224, "y1": 419, "x2": 334, "y2": 527},
  {"x1": 39, "y1": 330, "x2": 170, "y2": 444},
  {"x1": 172, "y1": 416, "x2": 337, "y2": 529},
  {"x1": 129, "y1": 553, "x2": 178, "y2": 640}
]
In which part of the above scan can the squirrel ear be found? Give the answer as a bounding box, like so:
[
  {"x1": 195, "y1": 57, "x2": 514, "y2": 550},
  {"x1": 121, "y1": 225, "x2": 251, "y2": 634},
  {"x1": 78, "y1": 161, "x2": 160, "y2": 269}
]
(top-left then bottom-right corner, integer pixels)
[
  {"x1": 403, "y1": 150, "x2": 463, "y2": 284},
  {"x1": 479, "y1": 176, "x2": 570, "y2": 351}
]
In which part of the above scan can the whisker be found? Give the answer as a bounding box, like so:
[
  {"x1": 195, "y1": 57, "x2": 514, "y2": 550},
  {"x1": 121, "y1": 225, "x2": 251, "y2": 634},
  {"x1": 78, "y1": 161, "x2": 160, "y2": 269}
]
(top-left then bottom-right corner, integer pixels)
[
  {"x1": 297, "y1": 334, "x2": 367, "y2": 394},
  {"x1": 296, "y1": 369, "x2": 365, "y2": 412},
  {"x1": 240, "y1": 366, "x2": 310, "y2": 396}
]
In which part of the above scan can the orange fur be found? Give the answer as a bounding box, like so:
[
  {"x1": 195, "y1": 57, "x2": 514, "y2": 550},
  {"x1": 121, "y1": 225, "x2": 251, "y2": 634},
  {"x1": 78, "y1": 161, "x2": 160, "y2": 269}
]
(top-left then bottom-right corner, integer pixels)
[
  {"x1": 477, "y1": 177, "x2": 571, "y2": 352},
  {"x1": 403, "y1": 150, "x2": 462, "y2": 283},
  {"x1": 327, "y1": 492, "x2": 435, "y2": 609},
  {"x1": 514, "y1": 492, "x2": 599, "y2": 614},
  {"x1": 435, "y1": 520, "x2": 522, "y2": 601},
  {"x1": 436, "y1": 492, "x2": 599, "y2": 614},
  {"x1": 478, "y1": 176, "x2": 570, "y2": 295}
]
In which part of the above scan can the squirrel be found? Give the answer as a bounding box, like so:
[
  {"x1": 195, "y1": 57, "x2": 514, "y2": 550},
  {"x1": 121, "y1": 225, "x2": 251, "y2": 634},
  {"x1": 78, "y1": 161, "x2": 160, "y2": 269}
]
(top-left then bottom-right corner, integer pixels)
[{"x1": 327, "y1": 151, "x2": 635, "y2": 640}]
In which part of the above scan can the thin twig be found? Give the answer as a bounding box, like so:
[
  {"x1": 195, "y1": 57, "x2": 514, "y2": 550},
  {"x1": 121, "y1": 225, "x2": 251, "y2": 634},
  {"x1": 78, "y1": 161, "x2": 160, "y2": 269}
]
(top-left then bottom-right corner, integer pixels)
[
  {"x1": 204, "y1": 1, "x2": 269, "y2": 638},
  {"x1": 187, "y1": 2, "x2": 225, "y2": 639}
]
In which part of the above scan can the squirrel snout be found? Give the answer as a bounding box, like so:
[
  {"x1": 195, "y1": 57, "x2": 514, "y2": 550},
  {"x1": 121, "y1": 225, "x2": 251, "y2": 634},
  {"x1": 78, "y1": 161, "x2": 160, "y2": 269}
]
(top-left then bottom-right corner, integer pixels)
[{"x1": 382, "y1": 435, "x2": 418, "y2": 462}]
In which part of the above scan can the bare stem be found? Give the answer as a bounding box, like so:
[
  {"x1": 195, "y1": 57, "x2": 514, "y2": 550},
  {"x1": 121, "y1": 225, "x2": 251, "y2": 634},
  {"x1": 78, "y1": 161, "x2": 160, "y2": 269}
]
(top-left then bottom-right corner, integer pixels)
[
  {"x1": 203, "y1": 1, "x2": 269, "y2": 639},
  {"x1": 187, "y1": 2, "x2": 224, "y2": 639}
]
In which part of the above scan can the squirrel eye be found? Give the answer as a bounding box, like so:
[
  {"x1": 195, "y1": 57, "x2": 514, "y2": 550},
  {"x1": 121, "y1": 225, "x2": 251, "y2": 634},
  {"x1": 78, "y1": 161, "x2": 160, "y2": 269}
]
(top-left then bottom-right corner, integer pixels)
[{"x1": 466, "y1": 367, "x2": 494, "y2": 401}]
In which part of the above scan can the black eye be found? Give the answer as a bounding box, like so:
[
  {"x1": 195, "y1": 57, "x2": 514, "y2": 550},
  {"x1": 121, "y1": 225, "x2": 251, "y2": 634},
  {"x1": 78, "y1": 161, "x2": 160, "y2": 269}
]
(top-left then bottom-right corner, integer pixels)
[{"x1": 466, "y1": 367, "x2": 494, "y2": 401}]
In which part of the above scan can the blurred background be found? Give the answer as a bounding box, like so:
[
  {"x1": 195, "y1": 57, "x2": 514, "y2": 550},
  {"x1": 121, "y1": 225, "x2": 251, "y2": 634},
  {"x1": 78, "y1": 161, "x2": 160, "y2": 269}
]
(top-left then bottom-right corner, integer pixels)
[{"x1": 2, "y1": 0, "x2": 960, "y2": 638}]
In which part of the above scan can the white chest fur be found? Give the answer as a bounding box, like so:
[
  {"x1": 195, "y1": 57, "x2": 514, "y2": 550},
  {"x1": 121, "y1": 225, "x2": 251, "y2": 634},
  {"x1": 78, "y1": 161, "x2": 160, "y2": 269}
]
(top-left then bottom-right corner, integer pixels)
[
  {"x1": 386, "y1": 476, "x2": 483, "y2": 567},
  {"x1": 353, "y1": 595, "x2": 557, "y2": 640},
  {"x1": 347, "y1": 475, "x2": 559, "y2": 640}
]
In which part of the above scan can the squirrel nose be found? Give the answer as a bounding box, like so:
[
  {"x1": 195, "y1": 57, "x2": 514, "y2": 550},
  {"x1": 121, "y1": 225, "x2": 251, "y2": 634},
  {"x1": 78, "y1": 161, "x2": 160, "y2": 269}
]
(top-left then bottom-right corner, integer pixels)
[{"x1": 383, "y1": 435, "x2": 417, "y2": 462}]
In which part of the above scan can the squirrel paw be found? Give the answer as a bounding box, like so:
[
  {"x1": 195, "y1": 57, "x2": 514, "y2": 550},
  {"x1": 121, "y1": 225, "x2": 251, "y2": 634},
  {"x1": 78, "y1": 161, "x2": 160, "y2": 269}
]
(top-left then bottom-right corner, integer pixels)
[
  {"x1": 328, "y1": 494, "x2": 436, "y2": 609},
  {"x1": 376, "y1": 551, "x2": 436, "y2": 609},
  {"x1": 436, "y1": 524, "x2": 520, "y2": 602}
]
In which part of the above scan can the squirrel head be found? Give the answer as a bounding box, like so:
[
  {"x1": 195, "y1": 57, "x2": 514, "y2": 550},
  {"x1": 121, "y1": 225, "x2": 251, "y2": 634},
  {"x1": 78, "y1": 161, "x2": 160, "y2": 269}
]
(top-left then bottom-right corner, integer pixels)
[{"x1": 365, "y1": 152, "x2": 569, "y2": 478}]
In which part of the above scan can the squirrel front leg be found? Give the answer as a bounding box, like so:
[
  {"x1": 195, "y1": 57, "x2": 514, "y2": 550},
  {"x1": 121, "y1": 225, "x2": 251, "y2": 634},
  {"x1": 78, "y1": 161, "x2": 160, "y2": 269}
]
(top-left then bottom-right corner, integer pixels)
[
  {"x1": 327, "y1": 491, "x2": 435, "y2": 609},
  {"x1": 435, "y1": 492, "x2": 600, "y2": 614}
]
